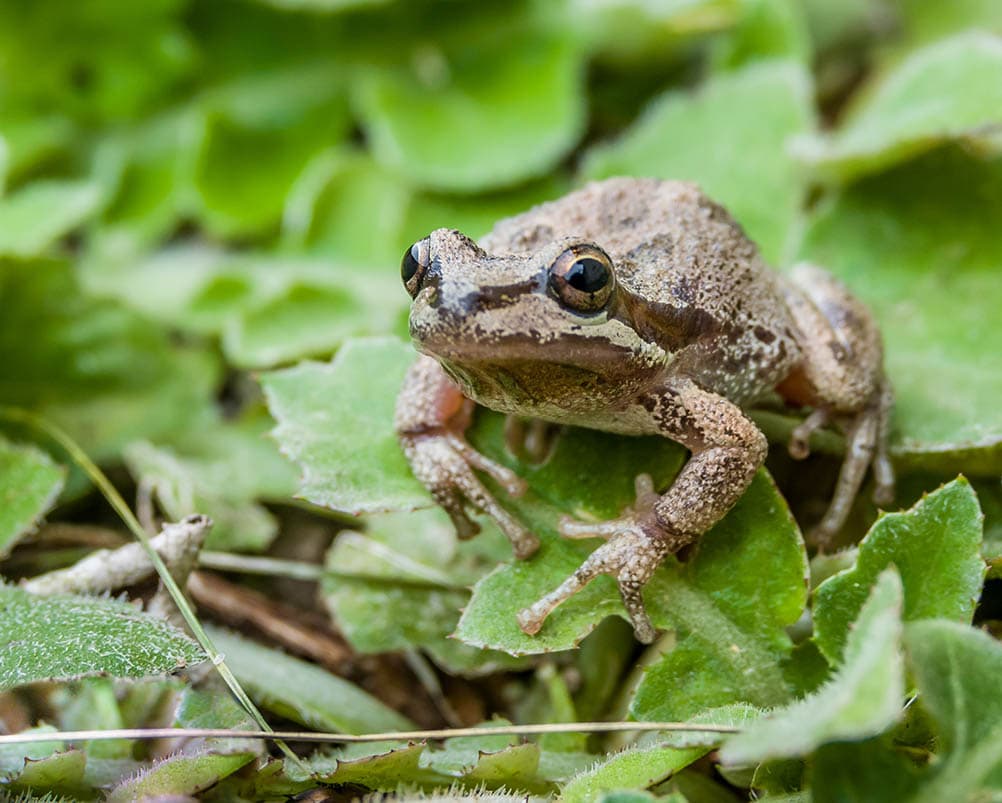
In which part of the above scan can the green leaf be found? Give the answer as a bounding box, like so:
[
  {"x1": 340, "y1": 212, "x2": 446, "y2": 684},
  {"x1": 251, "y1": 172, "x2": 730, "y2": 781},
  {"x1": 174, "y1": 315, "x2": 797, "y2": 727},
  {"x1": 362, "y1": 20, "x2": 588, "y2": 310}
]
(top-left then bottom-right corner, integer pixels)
[
  {"x1": 6, "y1": 749, "x2": 89, "y2": 798},
  {"x1": 205, "y1": 625, "x2": 414, "y2": 733},
  {"x1": 582, "y1": 59, "x2": 814, "y2": 263},
  {"x1": 0, "y1": 1, "x2": 193, "y2": 123},
  {"x1": 261, "y1": 337, "x2": 428, "y2": 513},
  {"x1": 0, "y1": 725, "x2": 64, "y2": 777},
  {"x1": 123, "y1": 413, "x2": 298, "y2": 552},
  {"x1": 354, "y1": 33, "x2": 586, "y2": 192},
  {"x1": 720, "y1": 569, "x2": 904, "y2": 764},
  {"x1": 0, "y1": 438, "x2": 65, "y2": 558},
  {"x1": 713, "y1": 0, "x2": 811, "y2": 70},
  {"x1": 303, "y1": 743, "x2": 448, "y2": 788},
  {"x1": 0, "y1": 585, "x2": 205, "y2": 690},
  {"x1": 812, "y1": 478, "x2": 984, "y2": 664},
  {"x1": 95, "y1": 110, "x2": 195, "y2": 248},
  {"x1": 192, "y1": 64, "x2": 351, "y2": 237},
  {"x1": 86, "y1": 247, "x2": 404, "y2": 369},
  {"x1": 794, "y1": 32, "x2": 1002, "y2": 182},
  {"x1": 895, "y1": 0, "x2": 1002, "y2": 50},
  {"x1": 321, "y1": 509, "x2": 527, "y2": 673},
  {"x1": 560, "y1": 742, "x2": 707, "y2": 803},
  {"x1": 903, "y1": 620, "x2": 1002, "y2": 798},
  {"x1": 572, "y1": 0, "x2": 742, "y2": 64},
  {"x1": 0, "y1": 181, "x2": 102, "y2": 258},
  {"x1": 106, "y1": 749, "x2": 256, "y2": 803},
  {"x1": 0, "y1": 115, "x2": 75, "y2": 182},
  {"x1": 811, "y1": 736, "x2": 922, "y2": 803},
  {"x1": 0, "y1": 258, "x2": 220, "y2": 461},
  {"x1": 798, "y1": 147, "x2": 1002, "y2": 470}
]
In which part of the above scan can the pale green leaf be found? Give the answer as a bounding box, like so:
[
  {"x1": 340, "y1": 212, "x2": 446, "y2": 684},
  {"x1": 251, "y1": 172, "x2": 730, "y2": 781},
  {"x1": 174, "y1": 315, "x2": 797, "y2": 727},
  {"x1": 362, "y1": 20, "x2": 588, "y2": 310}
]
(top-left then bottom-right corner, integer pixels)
[
  {"x1": 798, "y1": 147, "x2": 1002, "y2": 469},
  {"x1": 0, "y1": 585, "x2": 205, "y2": 690},
  {"x1": 355, "y1": 33, "x2": 586, "y2": 192},
  {"x1": 895, "y1": 0, "x2": 1002, "y2": 49},
  {"x1": 902, "y1": 620, "x2": 1002, "y2": 798},
  {"x1": 106, "y1": 749, "x2": 256, "y2": 803},
  {"x1": 303, "y1": 743, "x2": 448, "y2": 788},
  {"x1": 560, "y1": 743, "x2": 707, "y2": 803},
  {"x1": 261, "y1": 337, "x2": 428, "y2": 513},
  {"x1": 571, "y1": 0, "x2": 742, "y2": 63},
  {"x1": 0, "y1": 181, "x2": 102, "y2": 258},
  {"x1": 6, "y1": 749, "x2": 89, "y2": 798},
  {"x1": 794, "y1": 32, "x2": 1002, "y2": 182},
  {"x1": 813, "y1": 478, "x2": 984, "y2": 664},
  {"x1": 123, "y1": 413, "x2": 297, "y2": 552},
  {"x1": 322, "y1": 509, "x2": 527, "y2": 674},
  {"x1": 0, "y1": 726, "x2": 64, "y2": 778},
  {"x1": 582, "y1": 59, "x2": 814, "y2": 263},
  {"x1": 86, "y1": 247, "x2": 404, "y2": 369},
  {"x1": 0, "y1": 438, "x2": 65, "y2": 558},
  {"x1": 205, "y1": 626, "x2": 414, "y2": 733},
  {"x1": 721, "y1": 569, "x2": 904, "y2": 764}
]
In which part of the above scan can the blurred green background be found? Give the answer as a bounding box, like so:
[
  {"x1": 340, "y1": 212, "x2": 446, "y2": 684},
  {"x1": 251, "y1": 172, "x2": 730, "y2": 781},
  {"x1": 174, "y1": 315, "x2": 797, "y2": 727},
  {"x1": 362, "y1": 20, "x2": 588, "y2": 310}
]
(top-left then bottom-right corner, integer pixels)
[{"x1": 1, "y1": 0, "x2": 1001, "y2": 554}]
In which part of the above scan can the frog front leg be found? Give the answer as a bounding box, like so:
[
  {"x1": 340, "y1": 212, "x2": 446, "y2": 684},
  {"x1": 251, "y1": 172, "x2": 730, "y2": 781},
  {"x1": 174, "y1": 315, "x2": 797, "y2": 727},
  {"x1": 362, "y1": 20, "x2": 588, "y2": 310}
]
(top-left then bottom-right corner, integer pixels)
[
  {"x1": 518, "y1": 379, "x2": 767, "y2": 644},
  {"x1": 396, "y1": 354, "x2": 539, "y2": 558}
]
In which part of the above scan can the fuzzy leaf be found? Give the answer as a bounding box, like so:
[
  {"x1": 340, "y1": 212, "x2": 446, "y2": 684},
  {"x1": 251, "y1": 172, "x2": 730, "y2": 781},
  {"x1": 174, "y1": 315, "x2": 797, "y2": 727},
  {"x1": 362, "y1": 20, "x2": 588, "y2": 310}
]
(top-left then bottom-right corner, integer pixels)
[
  {"x1": 798, "y1": 147, "x2": 1002, "y2": 470},
  {"x1": 0, "y1": 438, "x2": 65, "y2": 558},
  {"x1": 813, "y1": 478, "x2": 984, "y2": 664},
  {"x1": 355, "y1": 33, "x2": 586, "y2": 192},
  {"x1": 582, "y1": 59, "x2": 814, "y2": 263},
  {"x1": 721, "y1": 569, "x2": 904, "y2": 764},
  {"x1": 0, "y1": 585, "x2": 205, "y2": 690},
  {"x1": 205, "y1": 626, "x2": 414, "y2": 733},
  {"x1": 261, "y1": 336, "x2": 428, "y2": 513},
  {"x1": 795, "y1": 32, "x2": 1002, "y2": 182},
  {"x1": 902, "y1": 620, "x2": 1002, "y2": 796},
  {"x1": 560, "y1": 743, "x2": 707, "y2": 803},
  {"x1": 106, "y1": 749, "x2": 256, "y2": 803}
]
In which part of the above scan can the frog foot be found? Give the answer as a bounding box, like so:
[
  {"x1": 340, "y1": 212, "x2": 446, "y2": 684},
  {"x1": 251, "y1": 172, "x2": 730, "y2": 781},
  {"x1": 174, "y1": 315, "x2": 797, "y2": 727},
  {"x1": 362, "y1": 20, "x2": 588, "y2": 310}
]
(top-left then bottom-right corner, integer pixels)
[
  {"x1": 517, "y1": 474, "x2": 669, "y2": 644},
  {"x1": 400, "y1": 430, "x2": 539, "y2": 559}
]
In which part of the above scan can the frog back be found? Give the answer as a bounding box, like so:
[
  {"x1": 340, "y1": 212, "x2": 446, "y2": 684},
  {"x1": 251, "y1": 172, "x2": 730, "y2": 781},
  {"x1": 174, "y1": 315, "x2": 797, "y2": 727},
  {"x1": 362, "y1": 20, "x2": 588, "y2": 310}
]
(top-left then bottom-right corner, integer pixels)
[{"x1": 481, "y1": 177, "x2": 802, "y2": 403}]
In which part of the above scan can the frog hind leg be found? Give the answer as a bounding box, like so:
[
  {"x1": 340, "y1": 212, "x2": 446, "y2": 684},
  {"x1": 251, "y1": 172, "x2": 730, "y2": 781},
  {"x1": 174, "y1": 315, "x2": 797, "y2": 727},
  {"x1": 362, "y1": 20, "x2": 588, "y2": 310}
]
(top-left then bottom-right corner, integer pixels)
[{"x1": 782, "y1": 263, "x2": 895, "y2": 548}]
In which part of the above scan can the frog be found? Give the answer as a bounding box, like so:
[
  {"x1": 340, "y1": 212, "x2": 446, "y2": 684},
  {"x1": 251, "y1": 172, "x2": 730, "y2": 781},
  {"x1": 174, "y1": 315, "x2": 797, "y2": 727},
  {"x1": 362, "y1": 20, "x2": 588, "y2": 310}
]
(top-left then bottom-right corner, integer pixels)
[{"x1": 395, "y1": 177, "x2": 894, "y2": 644}]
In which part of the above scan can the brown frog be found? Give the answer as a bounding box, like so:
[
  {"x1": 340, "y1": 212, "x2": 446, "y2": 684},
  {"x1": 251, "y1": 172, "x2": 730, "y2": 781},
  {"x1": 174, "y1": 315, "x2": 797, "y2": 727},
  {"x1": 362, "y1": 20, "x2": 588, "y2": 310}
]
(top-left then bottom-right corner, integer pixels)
[{"x1": 395, "y1": 177, "x2": 894, "y2": 644}]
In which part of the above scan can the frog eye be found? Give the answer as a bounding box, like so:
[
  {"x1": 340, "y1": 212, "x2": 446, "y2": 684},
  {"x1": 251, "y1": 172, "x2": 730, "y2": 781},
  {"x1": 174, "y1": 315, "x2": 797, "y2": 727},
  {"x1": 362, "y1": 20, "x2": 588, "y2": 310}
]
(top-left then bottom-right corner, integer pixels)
[
  {"x1": 548, "y1": 245, "x2": 615, "y2": 312},
  {"x1": 401, "y1": 237, "x2": 432, "y2": 297}
]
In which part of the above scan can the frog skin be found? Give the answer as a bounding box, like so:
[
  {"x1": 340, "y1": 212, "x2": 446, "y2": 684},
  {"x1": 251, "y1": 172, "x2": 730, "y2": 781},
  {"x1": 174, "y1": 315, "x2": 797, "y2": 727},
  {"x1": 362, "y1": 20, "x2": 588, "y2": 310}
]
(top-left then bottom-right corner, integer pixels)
[{"x1": 395, "y1": 177, "x2": 894, "y2": 644}]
